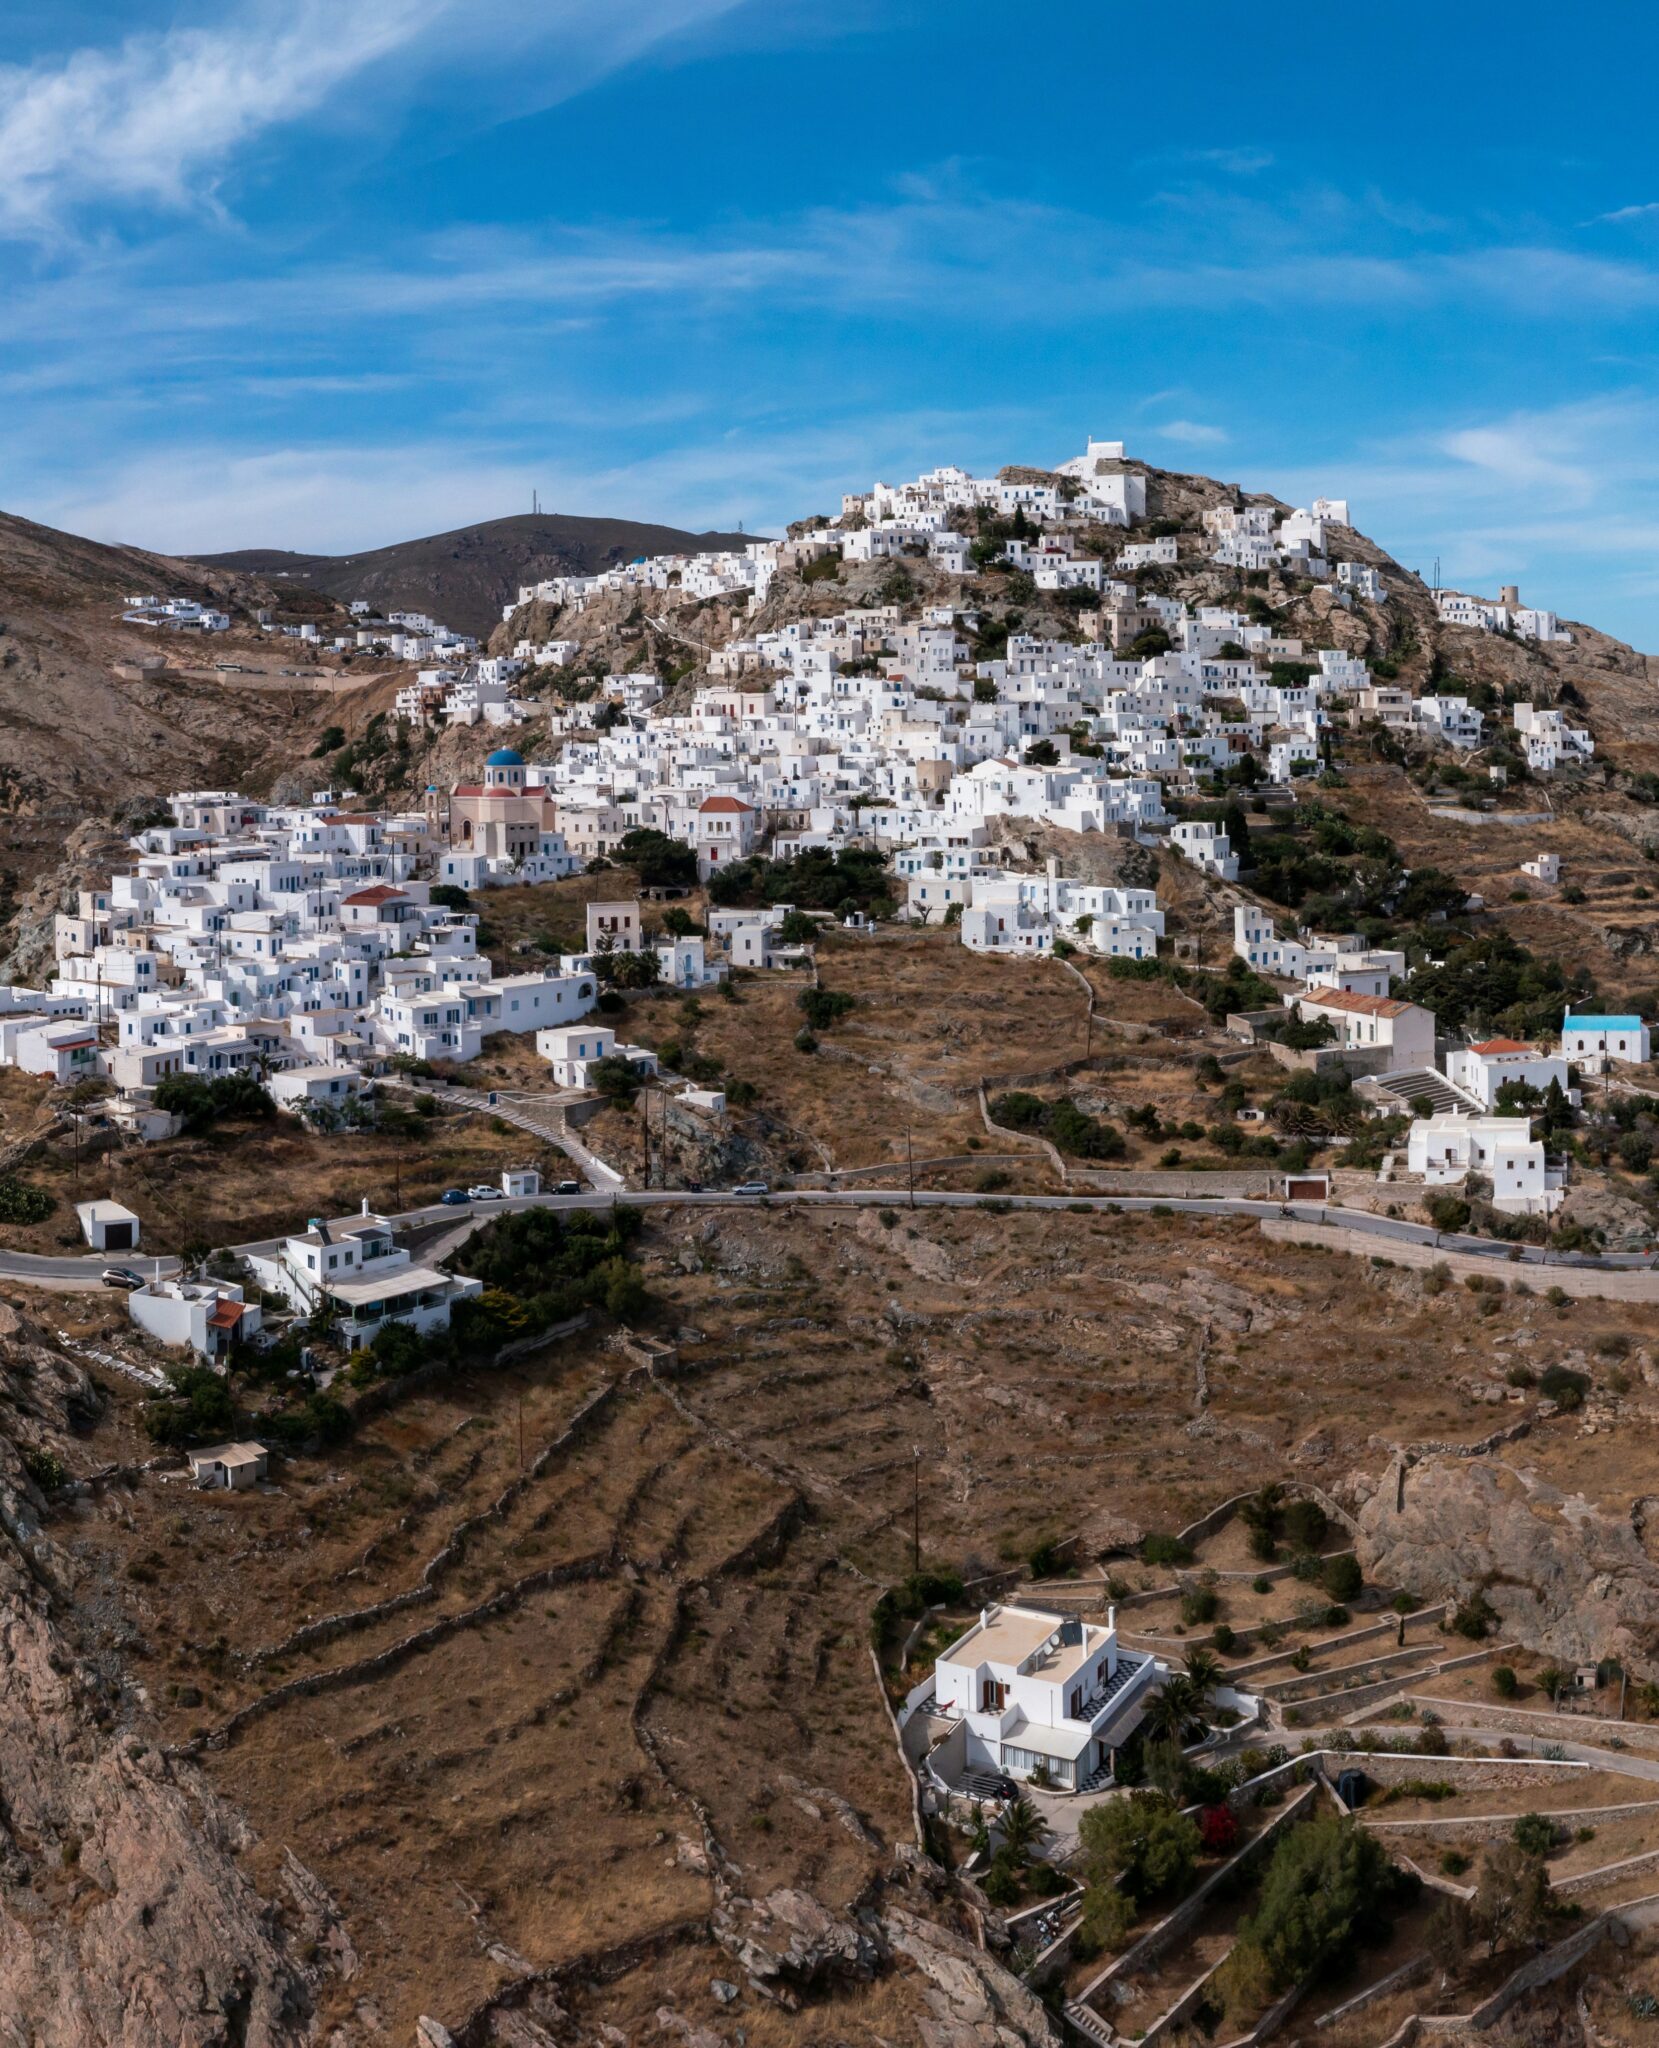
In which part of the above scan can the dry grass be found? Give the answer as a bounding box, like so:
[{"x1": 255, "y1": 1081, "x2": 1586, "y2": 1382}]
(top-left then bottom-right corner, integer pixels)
[{"x1": 47, "y1": 1197, "x2": 1659, "y2": 2040}]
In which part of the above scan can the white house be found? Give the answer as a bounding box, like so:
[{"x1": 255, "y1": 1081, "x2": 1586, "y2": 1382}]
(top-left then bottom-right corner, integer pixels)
[
  {"x1": 1561, "y1": 1012, "x2": 1651, "y2": 1067},
  {"x1": 186, "y1": 1442, "x2": 269, "y2": 1489},
  {"x1": 930, "y1": 1604, "x2": 1164, "y2": 1793},
  {"x1": 1443, "y1": 1038, "x2": 1569, "y2": 1111},
  {"x1": 244, "y1": 1211, "x2": 482, "y2": 1351},
  {"x1": 130, "y1": 1278, "x2": 261, "y2": 1360},
  {"x1": 1169, "y1": 821, "x2": 1238, "y2": 881},
  {"x1": 1287, "y1": 988, "x2": 1436, "y2": 1072},
  {"x1": 537, "y1": 1023, "x2": 618, "y2": 1088},
  {"x1": 1407, "y1": 1112, "x2": 1559, "y2": 1216},
  {"x1": 3, "y1": 1018, "x2": 102, "y2": 1083},
  {"x1": 1512, "y1": 703, "x2": 1593, "y2": 775},
  {"x1": 1521, "y1": 853, "x2": 1561, "y2": 885}
]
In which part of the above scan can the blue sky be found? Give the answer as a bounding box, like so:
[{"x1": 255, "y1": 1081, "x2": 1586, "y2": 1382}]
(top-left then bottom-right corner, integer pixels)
[{"x1": 7, "y1": 4, "x2": 1659, "y2": 646}]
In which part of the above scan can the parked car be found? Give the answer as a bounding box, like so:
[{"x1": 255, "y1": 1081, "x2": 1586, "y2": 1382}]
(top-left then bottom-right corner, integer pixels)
[
  {"x1": 554, "y1": 1180, "x2": 582, "y2": 1195},
  {"x1": 466, "y1": 1185, "x2": 502, "y2": 1201},
  {"x1": 731, "y1": 1181, "x2": 770, "y2": 1197},
  {"x1": 438, "y1": 1188, "x2": 470, "y2": 1206},
  {"x1": 101, "y1": 1266, "x2": 146, "y2": 1290}
]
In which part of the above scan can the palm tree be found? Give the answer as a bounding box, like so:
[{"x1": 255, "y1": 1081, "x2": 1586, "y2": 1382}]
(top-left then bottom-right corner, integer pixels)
[
  {"x1": 1144, "y1": 1674, "x2": 1201, "y2": 1746},
  {"x1": 1183, "y1": 1649, "x2": 1222, "y2": 1711},
  {"x1": 998, "y1": 1794, "x2": 1050, "y2": 1867}
]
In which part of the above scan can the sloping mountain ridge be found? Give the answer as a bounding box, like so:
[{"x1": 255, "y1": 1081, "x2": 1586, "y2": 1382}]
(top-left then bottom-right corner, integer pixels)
[
  {"x1": 0, "y1": 509, "x2": 373, "y2": 914},
  {"x1": 194, "y1": 510, "x2": 764, "y2": 640}
]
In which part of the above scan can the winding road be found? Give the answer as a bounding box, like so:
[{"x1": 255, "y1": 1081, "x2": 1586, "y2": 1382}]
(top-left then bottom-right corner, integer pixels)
[{"x1": 0, "y1": 1184, "x2": 1645, "y2": 1293}]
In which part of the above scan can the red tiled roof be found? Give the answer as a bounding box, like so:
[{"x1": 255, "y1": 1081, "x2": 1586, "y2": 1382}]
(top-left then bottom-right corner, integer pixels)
[
  {"x1": 450, "y1": 783, "x2": 485, "y2": 796},
  {"x1": 1470, "y1": 1038, "x2": 1533, "y2": 1055},
  {"x1": 1300, "y1": 988, "x2": 1416, "y2": 1019},
  {"x1": 206, "y1": 1299, "x2": 245, "y2": 1330},
  {"x1": 342, "y1": 885, "x2": 407, "y2": 906},
  {"x1": 698, "y1": 795, "x2": 755, "y2": 813}
]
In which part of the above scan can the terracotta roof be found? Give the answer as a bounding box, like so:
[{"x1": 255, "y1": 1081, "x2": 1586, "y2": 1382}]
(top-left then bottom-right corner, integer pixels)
[
  {"x1": 698, "y1": 795, "x2": 754, "y2": 813},
  {"x1": 1300, "y1": 988, "x2": 1417, "y2": 1019},
  {"x1": 450, "y1": 782, "x2": 485, "y2": 797},
  {"x1": 342, "y1": 885, "x2": 407, "y2": 906},
  {"x1": 1469, "y1": 1038, "x2": 1533, "y2": 1055},
  {"x1": 206, "y1": 1299, "x2": 246, "y2": 1330}
]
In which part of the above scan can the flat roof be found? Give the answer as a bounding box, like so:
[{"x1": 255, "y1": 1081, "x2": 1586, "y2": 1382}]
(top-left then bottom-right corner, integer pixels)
[
  {"x1": 75, "y1": 1199, "x2": 140, "y2": 1223},
  {"x1": 189, "y1": 1441, "x2": 265, "y2": 1466},
  {"x1": 324, "y1": 1265, "x2": 451, "y2": 1307},
  {"x1": 945, "y1": 1604, "x2": 1108, "y2": 1684}
]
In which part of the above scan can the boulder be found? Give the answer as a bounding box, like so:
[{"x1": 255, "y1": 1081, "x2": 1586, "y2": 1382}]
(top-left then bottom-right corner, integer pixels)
[
  {"x1": 1351, "y1": 1455, "x2": 1659, "y2": 1673},
  {"x1": 712, "y1": 1887, "x2": 881, "y2": 2008}
]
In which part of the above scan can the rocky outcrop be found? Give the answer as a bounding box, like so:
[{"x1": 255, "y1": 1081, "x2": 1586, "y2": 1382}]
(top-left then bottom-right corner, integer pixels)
[
  {"x1": 0, "y1": 1305, "x2": 318, "y2": 2044},
  {"x1": 711, "y1": 1887, "x2": 882, "y2": 2008},
  {"x1": 1349, "y1": 1453, "x2": 1659, "y2": 1673},
  {"x1": 883, "y1": 1905, "x2": 1064, "y2": 2048}
]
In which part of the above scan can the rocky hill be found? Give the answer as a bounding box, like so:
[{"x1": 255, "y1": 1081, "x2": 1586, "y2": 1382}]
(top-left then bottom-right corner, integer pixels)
[
  {"x1": 0, "y1": 509, "x2": 402, "y2": 927},
  {"x1": 194, "y1": 511, "x2": 762, "y2": 641}
]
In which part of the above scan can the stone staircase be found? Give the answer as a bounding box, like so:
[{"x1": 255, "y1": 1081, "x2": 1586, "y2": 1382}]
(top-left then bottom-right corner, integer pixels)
[
  {"x1": 1064, "y1": 1999, "x2": 1116, "y2": 2047},
  {"x1": 1365, "y1": 1067, "x2": 1481, "y2": 1117},
  {"x1": 387, "y1": 1079, "x2": 625, "y2": 1187}
]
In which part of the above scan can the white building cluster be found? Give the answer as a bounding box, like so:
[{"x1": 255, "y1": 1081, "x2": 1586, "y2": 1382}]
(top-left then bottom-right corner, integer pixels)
[
  {"x1": 0, "y1": 785, "x2": 607, "y2": 1132},
  {"x1": 1435, "y1": 585, "x2": 1572, "y2": 645}
]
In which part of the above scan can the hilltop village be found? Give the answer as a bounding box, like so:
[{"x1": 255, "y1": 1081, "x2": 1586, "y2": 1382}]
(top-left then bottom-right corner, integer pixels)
[
  {"x1": 11, "y1": 440, "x2": 1659, "y2": 2048},
  {"x1": 7, "y1": 439, "x2": 1637, "y2": 1272}
]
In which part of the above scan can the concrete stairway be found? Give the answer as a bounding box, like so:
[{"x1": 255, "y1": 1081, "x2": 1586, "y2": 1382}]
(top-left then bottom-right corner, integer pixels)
[
  {"x1": 1064, "y1": 1999, "x2": 1116, "y2": 2047},
  {"x1": 1367, "y1": 1067, "x2": 1481, "y2": 1117}
]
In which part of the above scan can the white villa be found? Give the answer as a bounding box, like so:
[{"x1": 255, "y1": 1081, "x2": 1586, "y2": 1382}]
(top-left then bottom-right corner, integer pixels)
[
  {"x1": 245, "y1": 1211, "x2": 482, "y2": 1352},
  {"x1": 930, "y1": 1603, "x2": 1165, "y2": 1794},
  {"x1": 1407, "y1": 1113, "x2": 1560, "y2": 1216}
]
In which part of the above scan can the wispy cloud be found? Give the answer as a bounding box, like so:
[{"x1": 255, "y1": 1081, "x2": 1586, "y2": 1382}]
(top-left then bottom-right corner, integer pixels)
[
  {"x1": 36, "y1": 405, "x2": 1035, "y2": 555},
  {"x1": 0, "y1": 0, "x2": 748, "y2": 241},
  {"x1": 1153, "y1": 419, "x2": 1229, "y2": 446},
  {"x1": 1592, "y1": 201, "x2": 1659, "y2": 225},
  {"x1": 0, "y1": 0, "x2": 441, "y2": 236}
]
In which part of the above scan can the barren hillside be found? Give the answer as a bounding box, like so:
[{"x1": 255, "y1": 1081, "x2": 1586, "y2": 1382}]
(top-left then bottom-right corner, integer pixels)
[
  {"x1": 0, "y1": 510, "x2": 387, "y2": 907},
  {"x1": 196, "y1": 511, "x2": 763, "y2": 641}
]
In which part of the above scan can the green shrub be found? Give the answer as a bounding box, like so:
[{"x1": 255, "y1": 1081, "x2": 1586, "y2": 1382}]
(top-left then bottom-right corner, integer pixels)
[
  {"x1": 1181, "y1": 1586, "x2": 1220, "y2": 1626},
  {"x1": 1491, "y1": 1664, "x2": 1519, "y2": 1699},
  {"x1": 21, "y1": 1446, "x2": 67, "y2": 1491},
  {"x1": 0, "y1": 1177, "x2": 54, "y2": 1225},
  {"x1": 1452, "y1": 1590, "x2": 1499, "y2": 1640},
  {"x1": 1321, "y1": 1553, "x2": 1363, "y2": 1602},
  {"x1": 1142, "y1": 1532, "x2": 1195, "y2": 1568},
  {"x1": 1230, "y1": 1814, "x2": 1407, "y2": 1993},
  {"x1": 1512, "y1": 1812, "x2": 1558, "y2": 1858},
  {"x1": 798, "y1": 986, "x2": 855, "y2": 1031}
]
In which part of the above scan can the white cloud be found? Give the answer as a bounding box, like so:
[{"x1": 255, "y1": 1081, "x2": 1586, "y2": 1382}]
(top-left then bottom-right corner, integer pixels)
[
  {"x1": 0, "y1": 1, "x2": 442, "y2": 235},
  {"x1": 1153, "y1": 419, "x2": 1229, "y2": 447},
  {"x1": 1593, "y1": 201, "x2": 1659, "y2": 225},
  {"x1": 31, "y1": 408, "x2": 1026, "y2": 555},
  {"x1": 0, "y1": 0, "x2": 748, "y2": 240}
]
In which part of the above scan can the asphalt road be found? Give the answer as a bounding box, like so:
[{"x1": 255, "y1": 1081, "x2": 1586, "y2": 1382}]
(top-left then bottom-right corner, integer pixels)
[{"x1": 1, "y1": 1183, "x2": 1643, "y2": 1292}]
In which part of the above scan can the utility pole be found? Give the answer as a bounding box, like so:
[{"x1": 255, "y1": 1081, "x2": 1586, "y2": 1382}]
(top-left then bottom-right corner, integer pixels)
[
  {"x1": 911, "y1": 1446, "x2": 921, "y2": 1576},
  {"x1": 906, "y1": 1124, "x2": 915, "y2": 1210},
  {"x1": 517, "y1": 1387, "x2": 525, "y2": 1473}
]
